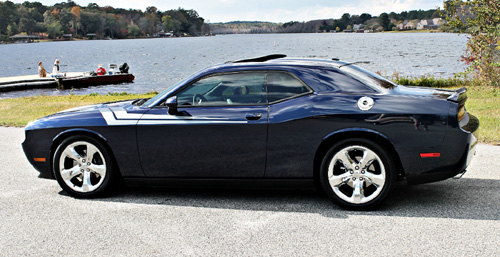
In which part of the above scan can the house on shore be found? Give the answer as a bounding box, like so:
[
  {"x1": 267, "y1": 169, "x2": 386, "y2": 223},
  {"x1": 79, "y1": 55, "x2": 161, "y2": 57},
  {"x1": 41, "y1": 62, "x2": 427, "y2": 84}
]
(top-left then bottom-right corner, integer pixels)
[
  {"x1": 417, "y1": 18, "x2": 443, "y2": 30},
  {"x1": 9, "y1": 34, "x2": 40, "y2": 43}
]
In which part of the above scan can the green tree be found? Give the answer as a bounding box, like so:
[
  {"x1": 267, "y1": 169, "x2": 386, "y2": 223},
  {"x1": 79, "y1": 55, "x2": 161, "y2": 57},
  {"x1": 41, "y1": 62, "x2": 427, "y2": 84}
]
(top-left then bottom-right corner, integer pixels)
[
  {"x1": 442, "y1": 0, "x2": 500, "y2": 86},
  {"x1": 46, "y1": 21, "x2": 63, "y2": 38},
  {"x1": 360, "y1": 13, "x2": 372, "y2": 23},
  {"x1": 7, "y1": 23, "x2": 17, "y2": 36},
  {"x1": 79, "y1": 10, "x2": 100, "y2": 35},
  {"x1": 341, "y1": 13, "x2": 351, "y2": 25},
  {"x1": 162, "y1": 14, "x2": 173, "y2": 31},
  {"x1": 0, "y1": 1, "x2": 19, "y2": 35},
  {"x1": 379, "y1": 13, "x2": 390, "y2": 31},
  {"x1": 127, "y1": 21, "x2": 140, "y2": 37}
]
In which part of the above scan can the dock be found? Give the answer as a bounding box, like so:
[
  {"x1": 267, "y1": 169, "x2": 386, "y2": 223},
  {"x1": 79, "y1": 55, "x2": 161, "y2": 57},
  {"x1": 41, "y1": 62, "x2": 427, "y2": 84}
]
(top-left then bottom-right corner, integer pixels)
[
  {"x1": 0, "y1": 73, "x2": 84, "y2": 92},
  {"x1": 0, "y1": 72, "x2": 134, "y2": 92}
]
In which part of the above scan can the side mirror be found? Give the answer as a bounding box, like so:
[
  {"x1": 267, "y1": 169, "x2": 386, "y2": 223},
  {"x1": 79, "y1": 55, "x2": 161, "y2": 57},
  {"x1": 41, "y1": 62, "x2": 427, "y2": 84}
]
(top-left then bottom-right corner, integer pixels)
[{"x1": 166, "y1": 96, "x2": 178, "y2": 115}]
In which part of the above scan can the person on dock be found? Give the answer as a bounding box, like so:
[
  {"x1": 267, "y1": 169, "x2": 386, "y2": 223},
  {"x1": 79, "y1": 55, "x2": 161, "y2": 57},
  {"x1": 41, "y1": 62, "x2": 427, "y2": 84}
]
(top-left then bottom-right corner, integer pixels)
[
  {"x1": 96, "y1": 64, "x2": 107, "y2": 76},
  {"x1": 38, "y1": 62, "x2": 47, "y2": 77},
  {"x1": 52, "y1": 58, "x2": 60, "y2": 76}
]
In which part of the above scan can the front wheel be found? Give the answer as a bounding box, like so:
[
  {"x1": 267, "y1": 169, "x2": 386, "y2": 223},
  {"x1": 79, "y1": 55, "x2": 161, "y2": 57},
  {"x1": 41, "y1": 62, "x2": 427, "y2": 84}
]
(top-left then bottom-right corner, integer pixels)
[
  {"x1": 53, "y1": 135, "x2": 115, "y2": 198},
  {"x1": 320, "y1": 138, "x2": 396, "y2": 210}
]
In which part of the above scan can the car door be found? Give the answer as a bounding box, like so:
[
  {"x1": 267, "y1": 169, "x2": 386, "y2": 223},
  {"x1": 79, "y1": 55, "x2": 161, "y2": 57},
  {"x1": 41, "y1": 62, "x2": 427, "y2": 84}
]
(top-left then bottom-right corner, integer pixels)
[
  {"x1": 265, "y1": 71, "x2": 315, "y2": 178},
  {"x1": 137, "y1": 71, "x2": 268, "y2": 178}
]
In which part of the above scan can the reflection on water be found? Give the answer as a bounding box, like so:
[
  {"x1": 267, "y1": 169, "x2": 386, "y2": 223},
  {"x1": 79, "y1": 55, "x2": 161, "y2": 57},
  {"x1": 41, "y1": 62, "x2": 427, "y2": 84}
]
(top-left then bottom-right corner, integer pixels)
[{"x1": 0, "y1": 33, "x2": 467, "y2": 99}]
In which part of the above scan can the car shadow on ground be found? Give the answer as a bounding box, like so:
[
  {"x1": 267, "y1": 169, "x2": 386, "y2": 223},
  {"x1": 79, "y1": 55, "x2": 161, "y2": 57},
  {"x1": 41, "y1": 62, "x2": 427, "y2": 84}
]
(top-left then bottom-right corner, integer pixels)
[{"x1": 72, "y1": 177, "x2": 500, "y2": 220}]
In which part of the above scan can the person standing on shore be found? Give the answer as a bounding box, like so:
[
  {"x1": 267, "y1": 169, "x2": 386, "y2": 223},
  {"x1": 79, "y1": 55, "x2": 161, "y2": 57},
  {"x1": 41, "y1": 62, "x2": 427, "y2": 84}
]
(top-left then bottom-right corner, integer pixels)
[
  {"x1": 38, "y1": 62, "x2": 46, "y2": 77},
  {"x1": 52, "y1": 58, "x2": 59, "y2": 76}
]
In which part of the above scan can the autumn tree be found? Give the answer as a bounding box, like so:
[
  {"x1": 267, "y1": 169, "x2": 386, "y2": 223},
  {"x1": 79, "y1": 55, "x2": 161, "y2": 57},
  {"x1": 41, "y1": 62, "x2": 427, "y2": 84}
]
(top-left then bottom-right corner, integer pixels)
[
  {"x1": 71, "y1": 6, "x2": 80, "y2": 36},
  {"x1": 442, "y1": 0, "x2": 500, "y2": 86}
]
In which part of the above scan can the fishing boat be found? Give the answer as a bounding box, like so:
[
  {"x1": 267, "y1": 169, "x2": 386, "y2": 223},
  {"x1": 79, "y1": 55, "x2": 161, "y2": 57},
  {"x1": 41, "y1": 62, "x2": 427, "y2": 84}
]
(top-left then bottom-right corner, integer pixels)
[
  {"x1": 56, "y1": 63, "x2": 134, "y2": 89},
  {"x1": 0, "y1": 63, "x2": 134, "y2": 92}
]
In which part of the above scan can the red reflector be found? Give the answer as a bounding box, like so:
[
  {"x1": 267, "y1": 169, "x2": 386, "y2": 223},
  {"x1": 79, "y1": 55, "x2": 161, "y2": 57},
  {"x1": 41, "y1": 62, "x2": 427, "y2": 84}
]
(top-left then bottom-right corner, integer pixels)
[
  {"x1": 420, "y1": 153, "x2": 440, "y2": 158},
  {"x1": 33, "y1": 158, "x2": 46, "y2": 162}
]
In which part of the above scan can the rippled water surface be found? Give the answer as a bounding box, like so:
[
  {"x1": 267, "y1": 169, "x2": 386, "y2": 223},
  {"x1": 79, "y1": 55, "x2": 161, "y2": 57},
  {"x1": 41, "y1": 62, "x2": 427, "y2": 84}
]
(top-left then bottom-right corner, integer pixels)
[{"x1": 0, "y1": 33, "x2": 468, "y2": 98}]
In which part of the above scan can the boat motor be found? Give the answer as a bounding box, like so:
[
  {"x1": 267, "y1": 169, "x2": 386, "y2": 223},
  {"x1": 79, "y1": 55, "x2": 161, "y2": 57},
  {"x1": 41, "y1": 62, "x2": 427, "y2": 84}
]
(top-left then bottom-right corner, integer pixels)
[{"x1": 119, "y1": 63, "x2": 129, "y2": 74}]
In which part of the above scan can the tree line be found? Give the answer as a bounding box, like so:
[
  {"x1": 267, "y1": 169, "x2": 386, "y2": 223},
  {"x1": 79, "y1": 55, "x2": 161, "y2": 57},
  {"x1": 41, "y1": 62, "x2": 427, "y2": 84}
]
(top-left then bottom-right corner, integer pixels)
[
  {"x1": 213, "y1": 9, "x2": 441, "y2": 34},
  {"x1": 280, "y1": 9, "x2": 440, "y2": 33},
  {"x1": 0, "y1": 1, "x2": 210, "y2": 40}
]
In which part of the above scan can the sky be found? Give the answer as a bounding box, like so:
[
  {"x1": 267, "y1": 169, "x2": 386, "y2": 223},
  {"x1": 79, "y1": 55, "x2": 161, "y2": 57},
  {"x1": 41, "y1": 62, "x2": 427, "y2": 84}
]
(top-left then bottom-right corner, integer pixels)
[{"x1": 10, "y1": 0, "x2": 444, "y2": 23}]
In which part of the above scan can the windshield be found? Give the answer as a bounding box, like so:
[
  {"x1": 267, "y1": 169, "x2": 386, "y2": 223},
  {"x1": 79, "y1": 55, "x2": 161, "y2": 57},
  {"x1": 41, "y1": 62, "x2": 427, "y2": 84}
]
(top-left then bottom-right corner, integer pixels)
[
  {"x1": 339, "y1": 65, "x2": 396, "y2": 91},
  {"x1": 142, "y1": 78, "x2": 188, "y2": 107}
]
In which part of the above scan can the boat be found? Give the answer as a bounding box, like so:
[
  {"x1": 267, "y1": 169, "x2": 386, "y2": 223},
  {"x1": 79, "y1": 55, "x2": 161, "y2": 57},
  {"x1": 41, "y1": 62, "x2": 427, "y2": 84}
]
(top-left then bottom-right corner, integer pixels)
[
  {"x1": 56, "y1": 63, "x2": 134, "y2": 89},
  {"x1": 0, "y1": 63, "x2": 134, "y2": 92}
]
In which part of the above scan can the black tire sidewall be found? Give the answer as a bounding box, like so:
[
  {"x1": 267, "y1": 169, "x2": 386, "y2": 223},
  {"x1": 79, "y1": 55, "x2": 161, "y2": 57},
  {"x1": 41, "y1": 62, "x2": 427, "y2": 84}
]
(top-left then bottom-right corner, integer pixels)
[
  {"x1": 53, "y1": 135, "x2": 114, "y2": 198},
  {"x1": 320, "y1": 138, "x2": 395, "y2": 210}
]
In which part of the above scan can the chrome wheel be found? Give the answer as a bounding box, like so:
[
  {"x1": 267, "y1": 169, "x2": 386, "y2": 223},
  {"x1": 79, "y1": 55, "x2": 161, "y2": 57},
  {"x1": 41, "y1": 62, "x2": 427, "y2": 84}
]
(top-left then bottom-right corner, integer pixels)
[
  {"x1": 58, "y1": 141, "x2": 107, "y2": 193},
  {"x1": 327, "y1": 145, "x2": 386, "y2": 205}
]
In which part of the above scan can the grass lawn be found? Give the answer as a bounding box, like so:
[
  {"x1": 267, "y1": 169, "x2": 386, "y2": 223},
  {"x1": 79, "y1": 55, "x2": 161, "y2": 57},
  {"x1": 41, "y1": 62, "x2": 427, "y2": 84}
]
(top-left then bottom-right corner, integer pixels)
[
  {"x1": 0, "y1": 87, "x2": 497, "y2": 144},
  {"x1": 465, "y1": 86, "x2": 500, "y2": 144}
]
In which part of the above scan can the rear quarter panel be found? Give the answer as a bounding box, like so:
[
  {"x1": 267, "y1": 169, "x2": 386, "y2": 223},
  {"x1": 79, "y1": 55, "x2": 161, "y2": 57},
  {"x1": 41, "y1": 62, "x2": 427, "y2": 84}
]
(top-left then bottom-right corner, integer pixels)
[{"x1": 265, "y1": 92, "x2": 450, "y2": 178}]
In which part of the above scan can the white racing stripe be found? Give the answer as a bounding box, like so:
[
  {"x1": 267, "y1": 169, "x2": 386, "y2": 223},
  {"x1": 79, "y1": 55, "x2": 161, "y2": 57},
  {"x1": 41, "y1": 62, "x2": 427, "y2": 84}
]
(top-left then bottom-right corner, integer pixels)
[{"x1": 100, "y1": 107, "x2": 248, "y2": 126}]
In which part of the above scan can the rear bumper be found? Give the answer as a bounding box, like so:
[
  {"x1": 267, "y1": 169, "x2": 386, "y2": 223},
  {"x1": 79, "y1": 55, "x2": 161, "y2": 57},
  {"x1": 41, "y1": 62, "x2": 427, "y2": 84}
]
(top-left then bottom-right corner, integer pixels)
[
  {"x1": 466, "y1": 133, "x2": 478, "y2": 167},
  {"x1": 405, "y1": 130, "x2": 478, "y2": 185}
]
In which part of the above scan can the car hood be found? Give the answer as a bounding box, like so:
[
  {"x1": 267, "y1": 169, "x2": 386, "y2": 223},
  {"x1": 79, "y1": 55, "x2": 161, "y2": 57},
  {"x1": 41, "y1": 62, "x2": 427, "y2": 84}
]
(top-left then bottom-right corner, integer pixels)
[
  {"x1": 55, "y1": 99, "x2": 138, "y2": 114},
  {"x1": 26, "y1": 99, "x2": 146, "y2": 130}
]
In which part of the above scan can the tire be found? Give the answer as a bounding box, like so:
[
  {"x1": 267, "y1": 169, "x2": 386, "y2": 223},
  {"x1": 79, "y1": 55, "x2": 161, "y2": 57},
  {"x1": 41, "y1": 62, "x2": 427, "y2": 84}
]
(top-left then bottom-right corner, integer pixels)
[
  {"x1": 320, "y1": 138, "x2": 395, "y2": 210},
  {"x1": 53, "y1": 135, "x2": 115, "y2": 198}
]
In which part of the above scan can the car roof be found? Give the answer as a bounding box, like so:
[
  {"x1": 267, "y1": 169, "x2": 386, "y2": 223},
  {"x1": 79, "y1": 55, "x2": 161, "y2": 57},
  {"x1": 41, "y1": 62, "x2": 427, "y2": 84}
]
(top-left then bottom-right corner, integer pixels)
[{"x1": 207, "y1": 55, "x2": 351, "y2": 71}]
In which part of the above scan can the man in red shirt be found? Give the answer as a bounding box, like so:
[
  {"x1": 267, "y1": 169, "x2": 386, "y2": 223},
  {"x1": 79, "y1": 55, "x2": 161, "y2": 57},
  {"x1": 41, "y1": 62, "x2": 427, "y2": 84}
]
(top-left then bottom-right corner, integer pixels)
[{"x1": 96, "y1": 64, "x2": 107, "y2": 76}]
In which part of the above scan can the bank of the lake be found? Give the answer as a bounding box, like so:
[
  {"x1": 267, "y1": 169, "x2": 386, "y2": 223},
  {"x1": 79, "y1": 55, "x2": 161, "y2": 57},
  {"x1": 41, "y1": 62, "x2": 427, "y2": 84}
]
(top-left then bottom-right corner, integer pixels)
[{"x1": 0, "y1": 33, "x2": 468, "y2": 99}]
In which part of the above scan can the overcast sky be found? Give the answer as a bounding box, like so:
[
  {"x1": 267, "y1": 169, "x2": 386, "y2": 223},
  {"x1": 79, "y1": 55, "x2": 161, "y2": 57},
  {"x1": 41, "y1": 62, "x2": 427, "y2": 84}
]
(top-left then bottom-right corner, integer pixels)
[{"x1": 11, "y1": 0, "x2": 444, "y2": 23}]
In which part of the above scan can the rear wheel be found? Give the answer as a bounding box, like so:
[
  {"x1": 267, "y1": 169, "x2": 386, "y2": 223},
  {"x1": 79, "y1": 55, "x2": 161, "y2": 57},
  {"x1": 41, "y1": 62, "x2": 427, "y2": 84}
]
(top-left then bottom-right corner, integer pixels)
[
  {"x1": 320, "y1": 138, "x2": 395, "y2": 210},
  {"x1": 53, "y1": 135, "x2": 115, "y2": 198}
]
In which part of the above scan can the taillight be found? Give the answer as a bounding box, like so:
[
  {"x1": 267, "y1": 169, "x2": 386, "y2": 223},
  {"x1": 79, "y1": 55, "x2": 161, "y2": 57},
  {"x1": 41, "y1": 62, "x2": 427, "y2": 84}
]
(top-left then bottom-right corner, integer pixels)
[{"x1": 457, "y1": 104, "x2": 466, "y2": 122}]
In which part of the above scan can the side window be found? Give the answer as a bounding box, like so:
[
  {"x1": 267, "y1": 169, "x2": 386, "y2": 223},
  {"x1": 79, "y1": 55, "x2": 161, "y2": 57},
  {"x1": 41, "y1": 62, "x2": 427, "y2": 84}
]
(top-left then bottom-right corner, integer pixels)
[
  {"x1": 176, "y1": 72, "x2": 266, "y2": 106},
  {"x1": 266, "y1": 72, "x2": 311, "y2": 103}
]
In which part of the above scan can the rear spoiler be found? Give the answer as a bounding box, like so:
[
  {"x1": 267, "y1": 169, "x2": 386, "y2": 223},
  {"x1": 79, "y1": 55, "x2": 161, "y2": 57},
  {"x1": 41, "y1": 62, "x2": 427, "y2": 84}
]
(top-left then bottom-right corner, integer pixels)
[{"x1": 446, "y1": 87, "x2": 467, "y2": 104}]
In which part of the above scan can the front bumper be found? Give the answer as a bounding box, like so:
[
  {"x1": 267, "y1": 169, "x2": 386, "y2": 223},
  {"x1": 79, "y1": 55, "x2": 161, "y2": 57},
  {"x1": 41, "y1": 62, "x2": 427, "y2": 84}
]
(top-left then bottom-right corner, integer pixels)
[{"x1": 22, "y1": 129, "x2": 54, "y2": 179}]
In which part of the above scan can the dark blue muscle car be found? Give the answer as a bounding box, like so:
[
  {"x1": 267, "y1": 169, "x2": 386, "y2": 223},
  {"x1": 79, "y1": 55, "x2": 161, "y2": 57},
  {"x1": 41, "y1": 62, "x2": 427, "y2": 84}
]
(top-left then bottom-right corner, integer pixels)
[{"x1": 22, "y1": 55, "x2": 479, "y2": 209}]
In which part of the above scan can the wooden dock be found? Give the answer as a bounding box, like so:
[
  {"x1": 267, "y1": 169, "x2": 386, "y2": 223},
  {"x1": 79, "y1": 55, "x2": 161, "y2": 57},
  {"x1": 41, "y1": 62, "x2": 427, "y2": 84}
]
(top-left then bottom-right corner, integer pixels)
[
  {"x1": 0, "y1": 73, "x2": 84, "y2": 92},
  {"x1": 0, "y1": 72, "x2": 136, "y2": 92}
]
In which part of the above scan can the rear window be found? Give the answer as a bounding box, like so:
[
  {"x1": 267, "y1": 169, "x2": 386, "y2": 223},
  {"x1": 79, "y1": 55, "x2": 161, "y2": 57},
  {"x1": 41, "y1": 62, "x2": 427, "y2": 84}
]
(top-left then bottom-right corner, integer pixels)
[
  {"x1": 340, "y1": 65, "x2": 396, "y2": 91},
  {"x1": 309, "y1": 68, "x2": 375, "y2": 93}
]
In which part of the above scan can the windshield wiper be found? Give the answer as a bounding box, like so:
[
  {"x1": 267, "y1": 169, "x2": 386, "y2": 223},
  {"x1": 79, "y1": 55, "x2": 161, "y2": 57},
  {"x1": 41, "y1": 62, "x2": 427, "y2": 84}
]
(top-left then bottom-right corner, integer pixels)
[{"x1": 132, "y1": 98, "x2": 149, "y2": 106}]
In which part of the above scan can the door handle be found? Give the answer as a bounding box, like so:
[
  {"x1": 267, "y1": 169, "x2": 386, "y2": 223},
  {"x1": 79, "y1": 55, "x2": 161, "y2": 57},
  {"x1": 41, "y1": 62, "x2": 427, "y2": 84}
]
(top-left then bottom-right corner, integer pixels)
[{"x1": 245, "y1": 113, "x2": 263, "y2": 121}]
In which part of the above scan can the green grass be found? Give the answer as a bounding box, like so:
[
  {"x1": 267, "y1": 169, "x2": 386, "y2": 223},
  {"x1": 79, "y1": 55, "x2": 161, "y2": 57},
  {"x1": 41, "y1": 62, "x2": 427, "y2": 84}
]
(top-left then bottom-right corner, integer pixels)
[
  {"x1": 0, "y1": 92, "x2": 156, "y2": 127},
  {"x1": 464, "y1": 86, "x2": 500, "y2": 144},
  {"x1": 392, "y1": 75, "x2": 466, "y2": 88}
]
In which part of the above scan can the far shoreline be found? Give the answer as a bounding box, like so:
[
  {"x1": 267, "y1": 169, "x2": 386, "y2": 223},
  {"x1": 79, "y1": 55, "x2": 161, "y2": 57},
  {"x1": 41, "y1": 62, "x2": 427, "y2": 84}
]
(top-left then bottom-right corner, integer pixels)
[{"x1": 2, "y1": 29, "x2": 453, "y2": 44}]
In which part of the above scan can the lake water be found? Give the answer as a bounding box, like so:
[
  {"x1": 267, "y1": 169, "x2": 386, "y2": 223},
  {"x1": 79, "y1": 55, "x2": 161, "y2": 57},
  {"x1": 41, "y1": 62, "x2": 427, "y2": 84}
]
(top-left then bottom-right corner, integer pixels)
[{"x1": 0, "y1": 33, "x2": 468, "y2": 98}]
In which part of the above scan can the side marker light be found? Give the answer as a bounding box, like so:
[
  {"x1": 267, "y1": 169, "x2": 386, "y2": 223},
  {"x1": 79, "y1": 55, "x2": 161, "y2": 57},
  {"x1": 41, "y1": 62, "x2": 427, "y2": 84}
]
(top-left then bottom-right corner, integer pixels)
[
  {"x1": 420, "y1": 153, "x2": 440, "y2": 158},
  {"x1": 33, "y1": 158, "x2": 46, "y2": 162}
]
